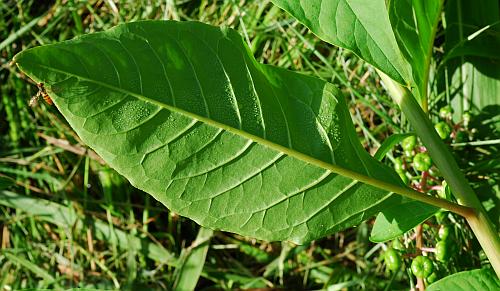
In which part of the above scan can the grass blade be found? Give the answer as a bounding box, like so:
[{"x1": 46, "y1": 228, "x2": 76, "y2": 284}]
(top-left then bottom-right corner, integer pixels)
[{"x1": 173, "y1": 227, "x2": 214, "y2": 291}]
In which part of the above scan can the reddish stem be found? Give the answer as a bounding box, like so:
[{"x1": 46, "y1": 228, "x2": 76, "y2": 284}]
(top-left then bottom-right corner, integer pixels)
[
  {"x1": 421, "y1": 171, "x2": 429, "y2": 192},
  {"x1": 420, "y1": 247, "x2": 436, "y2": 253},
  {"x1": 429, "y1": 185, "x2": 443, "y2": 191},
  {"x1": 416, "y1": 225, "x2": 425, "y2": 291}
]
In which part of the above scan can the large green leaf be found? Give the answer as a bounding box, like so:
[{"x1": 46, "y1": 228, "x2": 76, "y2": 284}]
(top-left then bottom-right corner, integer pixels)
[
  {"x1": 271, "y1": 0, "x2": 412, "y2": 86},
  {"x1": 271, "y1": 0, "x2": 443, "y2": 105},
  {"x1": 270, "y1": 0, "x2": 444, "y2": 238},
  {"x1": 387, "y1": 0, "x2": 443, "y2": 103},
  {"x1": 427, "y1": 269, "x2": 500, "y2": 291},
  {"x1": 14, "y1": 21, "x2": 409, "y2": 243}
]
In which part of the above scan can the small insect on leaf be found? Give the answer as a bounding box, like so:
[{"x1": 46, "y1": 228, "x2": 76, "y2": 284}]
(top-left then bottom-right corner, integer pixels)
[
  {"x1": 29, "y1": 83, "x2": 53, "y2": 106},
  {"x1": 42, "y1": 92, "x2": 53, "y2": 105}
]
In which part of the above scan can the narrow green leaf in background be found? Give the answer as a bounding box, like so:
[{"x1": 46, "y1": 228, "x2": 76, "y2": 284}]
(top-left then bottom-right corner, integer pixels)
[
  {"x1": 442, "y1": 0, "x2": 500, "y2": 114},
  {"x1": 0, "y1": 190, "x2": 175, "y2": 264},
  {"x1": 0, "y1": 190, "x2": 271, "y2": 286},
  {"x1": 173, "y1": 227, "x2": 213, "y2": 291},
  {"x1": 0, "y1": 176, "x2": 14, "y2": 190},
  {"x1": 3, "y1": 252, "x2": 55, "y2": 284},
  {"x1": 370, "y1": 200, "x2": 438, "y2": 242},
  {"x1": 373, "y1": 133, "x2": 413, "y2": 161},
  {"x1": 14, "y1": 21, "x2": 409, "y2": 243},
  {"x1": 427, "y1": 268, "x2": 500, "y2": 291}
]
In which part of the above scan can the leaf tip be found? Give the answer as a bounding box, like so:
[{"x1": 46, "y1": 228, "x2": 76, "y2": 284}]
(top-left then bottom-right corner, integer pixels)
[{"x1": 12, "y1": 49, "x2": 30, "y2": 74}]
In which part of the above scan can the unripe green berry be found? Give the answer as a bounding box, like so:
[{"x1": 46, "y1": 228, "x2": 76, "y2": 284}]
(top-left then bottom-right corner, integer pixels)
[
  {"x1": 426, "y1": 272, "x2": 439, "y2": 284},
  {"x1": 463, "y1": 111, "x2": 472, "y2": 128},
  {"x1": 435, "y1": 210, "x2": 448, "y2": 223},
  {"x1": 394, "y1": 157, "x2": 405, "y2": 173},
  {"x1": 384, "y1": 248, "x2": 402, "y2": 272},
  {"x1": 411, "y1": 256, "x2": 434, "y2": 278},
  {"x1": 439, "y1": 105, "x2": 453, "y2": 120},
  {"x1": 435, "y1": 240, "x2": 451, "y2": 262},
  {"x1": 401, "y1": 136, "x2": 417, "y2": 151},
  {"x1": 404, "y1": 150, "x2": 414, "y2": 159},
  {"x1": 438, "y1": 225, "x2": 451, "y2": 241},
  {"x1": 479, "y1": 250, "x2": 488, "y2": 262},
  {"x1": 414, "y1": 152, "x2": 432, "y2": 172},
  {"x1": 392, "y1": 239, "x2": 404, "y2": 251},
  {"x1": 435, "y1": 122, "x2": 452, "y2": 140}
]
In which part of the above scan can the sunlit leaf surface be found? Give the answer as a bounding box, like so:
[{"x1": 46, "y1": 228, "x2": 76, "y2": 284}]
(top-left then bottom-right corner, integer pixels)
[{"x1": 14, "y1": 21, "x2": 408, "y2": 243}]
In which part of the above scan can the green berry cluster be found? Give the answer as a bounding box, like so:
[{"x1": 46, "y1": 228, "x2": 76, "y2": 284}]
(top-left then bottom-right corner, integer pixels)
[
  {"x1": 435, "y1": 106, "x2": 474, "y2": 143},
  {"x1": 435, "y1": 225, "x2": 454, "y2": 262},
  {"x1": 393, "y1": 135, "x2": 434, "y2": 187},
  {"x1": 382, "y1": 106, "x2": 473, "y2": 285},
  {"x1": 382, "y1": 223, "x2": 456, "y2": 283},
  {"x1": 392, "y1": 105, "x2": 474, "y2": 191}
]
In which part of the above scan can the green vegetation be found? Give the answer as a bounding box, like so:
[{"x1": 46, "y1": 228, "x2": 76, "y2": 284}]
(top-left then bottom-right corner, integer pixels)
[
  {"x1": 1, "y1": 0, "x2": 499, "y2": 290},
  {"x1": 411, "y1": 256, "x2": 434, "y2": 279},
  {"x1": 384, "y1": 248, "x2": 401, "y2": 273}
]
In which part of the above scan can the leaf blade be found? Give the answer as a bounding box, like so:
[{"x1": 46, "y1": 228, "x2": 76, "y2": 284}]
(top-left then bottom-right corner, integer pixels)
[
  {"x1": 374, "y1": 133, "x2": 413, "y2": 161},
  {"x1": 388, "y1": 0, "x2": 443, "y2": 103},
  {"x1": 370, "y1": 199, "x2": 438, "y2": 242},
  {"x1": 271, "y1": 0, "x2": 412, "y2": 86},
  {"x1": 173, "y1": 227, "x2": 213, "y2": 291},
  {"x1": 427, "y1": 269, "x2": 500, "y2": 291},
  {"x1": 15, "y1": 20, "x2": 410, "y2": 243}
]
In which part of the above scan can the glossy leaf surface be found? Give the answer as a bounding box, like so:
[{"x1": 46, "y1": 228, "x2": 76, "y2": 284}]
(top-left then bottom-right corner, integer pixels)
[
  {"x1": 270, "y1": 1, "x2": 444, "y2": 235},
  {"x1": 427, "y1": 269, "x2": 500, "y2": 291},
  {"x1": 271, "y1": 0, "x2": 412, "y2": 86},
  {"x1": 370, "y1": 199, "x2": 438, "y2": 242},
  {"x1": 388, "y1": 0, "x2": 442, "y2": 102},
  {"x1": 14, "y1": 21, "x2": 408, "y2": 243},
  {"x1": 271, "y1": 0, "x2": 442, "y2": 104}
]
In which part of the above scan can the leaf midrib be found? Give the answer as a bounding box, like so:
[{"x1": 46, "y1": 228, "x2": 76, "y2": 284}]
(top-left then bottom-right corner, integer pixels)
[{"x1": 17, "y1": 57, "x2": 401, "y2": 197}]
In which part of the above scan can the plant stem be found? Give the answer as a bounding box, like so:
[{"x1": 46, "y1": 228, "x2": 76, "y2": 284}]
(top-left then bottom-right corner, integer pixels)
[
  {"x1": 378, "y1": 70, "x2": 500, "y2": 277},
  {"x1": 415, "y1": 224, "x2": 425, "y2": 291}
]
